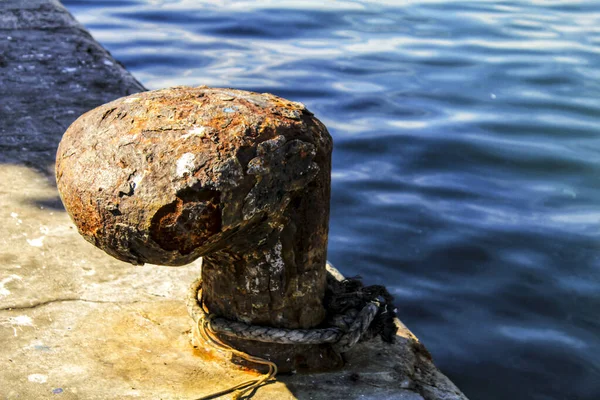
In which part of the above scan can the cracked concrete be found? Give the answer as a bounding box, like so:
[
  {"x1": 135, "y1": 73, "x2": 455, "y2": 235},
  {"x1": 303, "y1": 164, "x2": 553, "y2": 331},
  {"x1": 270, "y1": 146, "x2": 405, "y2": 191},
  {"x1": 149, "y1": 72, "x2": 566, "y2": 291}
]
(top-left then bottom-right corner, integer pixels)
[
  {"x1": 0, "y1": 1, "x2": 468, "y2": 399},
  {"x1": 0, "y1": 298, "x2": 145, "y2": 312}
]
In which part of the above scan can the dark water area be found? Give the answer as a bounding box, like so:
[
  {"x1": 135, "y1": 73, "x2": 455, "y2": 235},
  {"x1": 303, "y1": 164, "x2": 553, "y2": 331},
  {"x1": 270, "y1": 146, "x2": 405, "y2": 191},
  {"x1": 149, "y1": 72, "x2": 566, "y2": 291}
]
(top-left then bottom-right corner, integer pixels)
[{"x1": 63, "y1": 1, "x2": 600, "y2": 399}]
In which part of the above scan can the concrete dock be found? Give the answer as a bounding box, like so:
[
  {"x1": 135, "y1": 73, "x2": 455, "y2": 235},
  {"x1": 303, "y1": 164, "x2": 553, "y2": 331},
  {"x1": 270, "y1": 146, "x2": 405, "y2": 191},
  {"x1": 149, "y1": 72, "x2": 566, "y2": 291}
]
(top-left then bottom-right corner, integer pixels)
[{"x1": 0, "y1": 1, "x2": 468, "y2": 399}]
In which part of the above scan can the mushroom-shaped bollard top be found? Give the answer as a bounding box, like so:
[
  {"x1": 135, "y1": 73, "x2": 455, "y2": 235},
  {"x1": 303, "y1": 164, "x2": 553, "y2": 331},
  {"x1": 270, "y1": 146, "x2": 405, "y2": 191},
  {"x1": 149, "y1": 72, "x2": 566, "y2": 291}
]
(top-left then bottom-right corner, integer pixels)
[{"x1": 56, "y1": 87, "x2": 333, "y2": 340}]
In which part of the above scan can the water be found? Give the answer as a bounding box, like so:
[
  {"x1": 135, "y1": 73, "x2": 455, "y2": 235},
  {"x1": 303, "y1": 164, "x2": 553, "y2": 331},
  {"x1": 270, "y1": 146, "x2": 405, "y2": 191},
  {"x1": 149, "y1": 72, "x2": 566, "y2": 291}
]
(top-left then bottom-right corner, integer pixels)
[{"x1": 63, "y1": 1, "x2": 600, "y2": 399}]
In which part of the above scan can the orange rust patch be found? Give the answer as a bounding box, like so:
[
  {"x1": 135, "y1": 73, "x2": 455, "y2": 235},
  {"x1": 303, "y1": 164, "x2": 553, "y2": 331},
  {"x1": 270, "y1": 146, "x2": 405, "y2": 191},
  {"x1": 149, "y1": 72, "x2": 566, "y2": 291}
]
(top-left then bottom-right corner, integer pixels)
[{"x1": 150, "y1": 191, "x2": 221, "y2": 255}]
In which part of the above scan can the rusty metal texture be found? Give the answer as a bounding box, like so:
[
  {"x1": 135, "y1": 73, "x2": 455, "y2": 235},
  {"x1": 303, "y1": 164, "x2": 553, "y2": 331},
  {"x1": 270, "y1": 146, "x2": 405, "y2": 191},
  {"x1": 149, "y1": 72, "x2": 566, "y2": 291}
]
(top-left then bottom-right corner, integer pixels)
[{"x1": 56, "y1": 87, "x2": 330, "y2": 264}]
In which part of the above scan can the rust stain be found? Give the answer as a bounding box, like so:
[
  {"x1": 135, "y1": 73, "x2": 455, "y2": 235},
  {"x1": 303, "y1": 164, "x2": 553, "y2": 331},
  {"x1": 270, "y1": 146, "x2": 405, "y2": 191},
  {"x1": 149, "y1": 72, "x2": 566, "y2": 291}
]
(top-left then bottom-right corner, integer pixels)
[{"x1": 74, "y1": 301, "x2": 249, "y2": 398}]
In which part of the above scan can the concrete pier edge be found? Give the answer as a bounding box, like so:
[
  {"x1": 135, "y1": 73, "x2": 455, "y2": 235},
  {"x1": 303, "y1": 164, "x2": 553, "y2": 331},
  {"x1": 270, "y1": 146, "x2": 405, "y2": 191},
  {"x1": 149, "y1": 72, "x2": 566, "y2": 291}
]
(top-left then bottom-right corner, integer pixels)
[{"x1": 0, "y1": 1, "x2": 468, "y2": 399}]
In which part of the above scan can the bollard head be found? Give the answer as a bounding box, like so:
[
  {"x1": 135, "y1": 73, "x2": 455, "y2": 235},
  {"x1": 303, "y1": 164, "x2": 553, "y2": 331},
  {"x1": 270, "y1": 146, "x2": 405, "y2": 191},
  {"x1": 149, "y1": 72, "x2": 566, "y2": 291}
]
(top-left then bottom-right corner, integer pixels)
[{"x1": 56, "y1": 86, "x2": 332, "y2": 266}]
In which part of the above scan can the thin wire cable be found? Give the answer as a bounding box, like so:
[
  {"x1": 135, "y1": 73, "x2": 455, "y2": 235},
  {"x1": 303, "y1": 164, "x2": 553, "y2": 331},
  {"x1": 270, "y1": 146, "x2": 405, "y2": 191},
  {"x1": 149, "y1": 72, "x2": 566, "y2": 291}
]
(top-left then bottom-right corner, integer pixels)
[{"x1": 194, "y1": 315, "x2": 278, "y2": 400}]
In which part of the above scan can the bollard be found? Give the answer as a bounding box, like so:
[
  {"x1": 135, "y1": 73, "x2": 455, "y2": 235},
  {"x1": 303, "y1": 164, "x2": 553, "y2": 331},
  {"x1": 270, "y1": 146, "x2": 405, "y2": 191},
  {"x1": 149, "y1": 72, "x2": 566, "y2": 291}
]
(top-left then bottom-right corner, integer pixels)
[{"x1": 55, "y1": 86, "x2": 343, "y2": 371}]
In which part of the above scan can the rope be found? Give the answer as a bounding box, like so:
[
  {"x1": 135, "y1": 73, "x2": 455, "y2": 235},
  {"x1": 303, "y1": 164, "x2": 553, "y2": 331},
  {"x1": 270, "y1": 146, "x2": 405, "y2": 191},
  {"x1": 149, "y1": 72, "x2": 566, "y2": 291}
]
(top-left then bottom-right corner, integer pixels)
[
  {"x1": 187, "y1": 271, "x2": 397, "y2": 399},
  {"x1": 186, "y1": 277, "x2": 384, "y2": 353}
]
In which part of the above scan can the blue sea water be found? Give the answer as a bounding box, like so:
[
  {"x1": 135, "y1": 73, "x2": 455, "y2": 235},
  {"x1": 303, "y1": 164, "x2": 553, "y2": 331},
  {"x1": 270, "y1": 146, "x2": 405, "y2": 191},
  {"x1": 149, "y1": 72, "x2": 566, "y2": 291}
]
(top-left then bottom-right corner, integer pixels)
[{"x1": 62, "y1": 1, "x2": 600, "y2": 399}]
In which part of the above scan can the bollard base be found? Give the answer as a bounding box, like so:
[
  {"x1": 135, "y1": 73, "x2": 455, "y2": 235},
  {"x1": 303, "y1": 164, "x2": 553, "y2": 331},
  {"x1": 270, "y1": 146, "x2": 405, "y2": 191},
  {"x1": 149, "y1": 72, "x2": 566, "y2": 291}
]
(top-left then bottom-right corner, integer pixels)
[{"x1": 217, "y1": 336, "x2": 344, "y2": 374}]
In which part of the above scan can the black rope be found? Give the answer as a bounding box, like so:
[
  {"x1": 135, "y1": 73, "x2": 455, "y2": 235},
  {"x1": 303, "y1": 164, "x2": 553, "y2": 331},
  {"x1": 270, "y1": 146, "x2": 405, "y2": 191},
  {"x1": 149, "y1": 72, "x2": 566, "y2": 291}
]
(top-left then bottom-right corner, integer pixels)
[{"x1": 325, "y1": 274, "x2": 398, "y2": 344}]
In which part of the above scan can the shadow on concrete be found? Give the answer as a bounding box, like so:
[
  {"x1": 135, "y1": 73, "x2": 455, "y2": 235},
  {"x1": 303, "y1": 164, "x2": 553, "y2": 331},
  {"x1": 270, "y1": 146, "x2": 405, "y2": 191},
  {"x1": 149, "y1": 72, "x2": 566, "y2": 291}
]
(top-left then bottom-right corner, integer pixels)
[{"x1": 28, "y1": 196, "x2": 66, "y2": 211}]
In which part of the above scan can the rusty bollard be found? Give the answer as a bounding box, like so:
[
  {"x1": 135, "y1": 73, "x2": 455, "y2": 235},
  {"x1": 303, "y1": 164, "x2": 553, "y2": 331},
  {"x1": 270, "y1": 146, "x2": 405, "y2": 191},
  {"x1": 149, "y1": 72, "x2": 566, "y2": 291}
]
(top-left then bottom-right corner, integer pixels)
[{"x1": 55, "y1": 86, "x2": 341, "y2": 371}]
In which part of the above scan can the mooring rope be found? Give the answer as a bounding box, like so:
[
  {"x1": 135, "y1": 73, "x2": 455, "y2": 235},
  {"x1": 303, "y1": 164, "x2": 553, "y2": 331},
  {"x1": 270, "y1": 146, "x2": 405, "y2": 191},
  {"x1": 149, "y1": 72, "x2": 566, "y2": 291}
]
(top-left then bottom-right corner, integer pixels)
[
  {"x1": 186, "y1": 278, "x2": 384, "y2": 353},
  {"x1": 187, "y1": 271, "x2": 397, "y2": 399}
]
